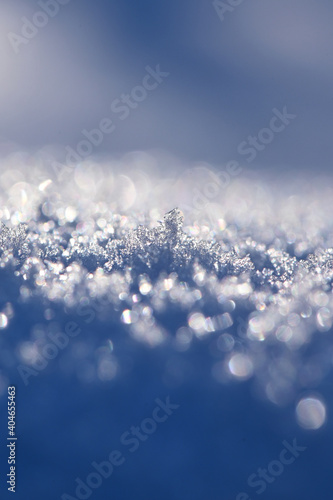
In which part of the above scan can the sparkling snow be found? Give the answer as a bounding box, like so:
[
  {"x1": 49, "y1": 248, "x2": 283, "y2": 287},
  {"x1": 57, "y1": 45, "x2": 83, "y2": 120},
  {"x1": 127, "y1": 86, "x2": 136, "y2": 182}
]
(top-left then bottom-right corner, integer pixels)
[{"x1": 0, "y1": 153, "x2": 333, "y2": 427}]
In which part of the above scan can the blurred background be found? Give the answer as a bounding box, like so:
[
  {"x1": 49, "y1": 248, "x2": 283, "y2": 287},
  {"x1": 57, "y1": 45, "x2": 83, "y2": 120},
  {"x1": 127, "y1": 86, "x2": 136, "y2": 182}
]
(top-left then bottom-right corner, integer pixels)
[{"x1": 0, "y1": 0, "x2": 332, "y2": 172}]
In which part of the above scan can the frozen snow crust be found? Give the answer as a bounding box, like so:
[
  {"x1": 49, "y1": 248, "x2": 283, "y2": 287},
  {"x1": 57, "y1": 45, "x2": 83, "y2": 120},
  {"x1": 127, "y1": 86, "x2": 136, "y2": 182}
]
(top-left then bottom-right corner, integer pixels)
[{"x1": 1, "y1": 153, "x2": 333, "y2": 414}]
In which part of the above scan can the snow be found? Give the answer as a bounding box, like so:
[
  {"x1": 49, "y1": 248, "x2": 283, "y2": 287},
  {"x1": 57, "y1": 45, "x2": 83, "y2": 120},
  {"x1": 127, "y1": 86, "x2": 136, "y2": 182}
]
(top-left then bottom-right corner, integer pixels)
[
  {"x1": 1, "y1": 154, "x2": 333, "y2": 498},
  {"x1": 0, "y1": 154, "x2": 333, "y2": 412}
]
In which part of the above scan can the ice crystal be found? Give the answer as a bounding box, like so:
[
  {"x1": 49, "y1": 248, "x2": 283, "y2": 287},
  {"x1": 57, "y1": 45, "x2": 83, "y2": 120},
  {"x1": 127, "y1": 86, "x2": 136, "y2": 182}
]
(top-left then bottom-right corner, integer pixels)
[
  {"x1": 104, "y1": 208, "x2": 253, "y2": 277},
  {"x1": 0, "y1": 222, "x2": 28, "y2": 257}
]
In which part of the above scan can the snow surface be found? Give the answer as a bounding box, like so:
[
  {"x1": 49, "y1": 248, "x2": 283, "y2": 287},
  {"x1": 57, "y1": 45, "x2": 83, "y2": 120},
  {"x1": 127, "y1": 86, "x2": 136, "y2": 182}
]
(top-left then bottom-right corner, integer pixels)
[
  {"x1": 0, "y1": 153, "x2": 333, "y2": 498},
  {"x1": 0, "y1": 155, "x2": 333, "y2": 409}
]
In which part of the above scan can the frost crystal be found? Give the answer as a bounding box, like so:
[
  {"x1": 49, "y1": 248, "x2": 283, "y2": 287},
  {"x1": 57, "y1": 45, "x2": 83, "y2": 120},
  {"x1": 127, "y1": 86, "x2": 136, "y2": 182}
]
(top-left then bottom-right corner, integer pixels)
[
  {"x1": 104, "y1": 208, "x2": 253, "y2": 277},
  {"x1": 0, "y1": 223, "x2": 28, "y2": 259}
]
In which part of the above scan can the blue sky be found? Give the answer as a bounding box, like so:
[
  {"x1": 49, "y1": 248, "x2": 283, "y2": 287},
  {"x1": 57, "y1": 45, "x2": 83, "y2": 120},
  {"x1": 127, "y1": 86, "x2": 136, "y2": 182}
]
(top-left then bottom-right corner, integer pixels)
[{"x1": 1, "y1": 0, "x2": 332, "y2": 172}]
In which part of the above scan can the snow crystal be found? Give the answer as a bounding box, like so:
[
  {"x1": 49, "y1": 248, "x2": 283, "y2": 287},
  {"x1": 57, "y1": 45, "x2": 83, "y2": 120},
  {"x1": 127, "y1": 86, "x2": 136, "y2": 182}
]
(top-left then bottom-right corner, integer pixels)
[{"x1": 0, "y1": 222, "x2": 28, "y2": 258}]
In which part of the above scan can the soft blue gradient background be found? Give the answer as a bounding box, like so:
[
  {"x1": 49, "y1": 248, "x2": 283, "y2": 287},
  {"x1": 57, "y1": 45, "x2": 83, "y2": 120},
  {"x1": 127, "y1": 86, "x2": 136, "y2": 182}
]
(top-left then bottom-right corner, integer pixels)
[{"x1": 1, "y1": 0, "x2": 332, "y2": 170}]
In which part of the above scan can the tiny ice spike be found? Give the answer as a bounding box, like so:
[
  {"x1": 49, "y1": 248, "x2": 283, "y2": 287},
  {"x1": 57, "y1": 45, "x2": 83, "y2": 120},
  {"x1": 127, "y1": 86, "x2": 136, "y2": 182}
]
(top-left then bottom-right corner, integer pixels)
[{"x1": 163, "y1": 208, "x2": 184, "y2": 239}]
